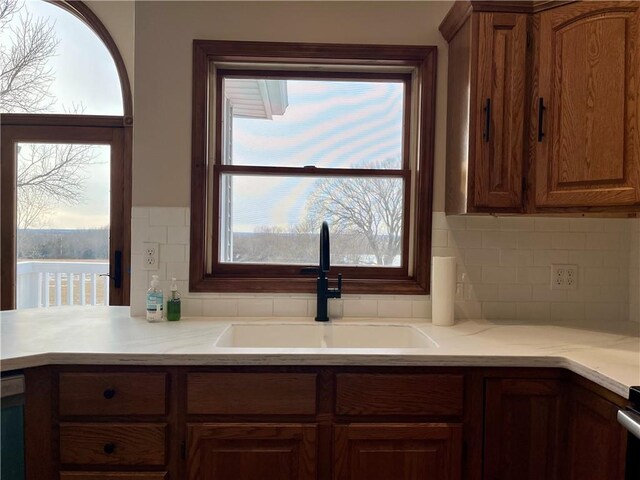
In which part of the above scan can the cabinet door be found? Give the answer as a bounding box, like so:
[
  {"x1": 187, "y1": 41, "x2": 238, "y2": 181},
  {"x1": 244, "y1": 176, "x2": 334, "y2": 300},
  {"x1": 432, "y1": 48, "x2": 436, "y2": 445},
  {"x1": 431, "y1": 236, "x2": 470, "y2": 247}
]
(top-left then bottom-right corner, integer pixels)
[
  {"x1": 483, "y1": 379, "x2": 565, "y2": 480},
  {"x1": 566, "y1": 385, "x2": 627, "y2": 480},
  {"x1": 534, "y1": 2, "x2": 640, "y2": 207},
  {"x1": 334, "y1": 423, "x2": 462, "y2": 480},
  {"x1": 186, "y1": 423, "x2": 316, "y2": 480},
  {"x1": 474, "y1": 13, "x2": 527, "y2": 209}
]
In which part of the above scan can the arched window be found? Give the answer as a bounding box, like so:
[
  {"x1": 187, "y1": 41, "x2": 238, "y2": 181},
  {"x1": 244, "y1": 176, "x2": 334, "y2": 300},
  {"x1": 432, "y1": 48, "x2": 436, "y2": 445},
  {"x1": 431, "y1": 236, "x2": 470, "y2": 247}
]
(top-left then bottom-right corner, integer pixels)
[{"x1": 0, "y1": 0, "x2": 132, "y2": 310}]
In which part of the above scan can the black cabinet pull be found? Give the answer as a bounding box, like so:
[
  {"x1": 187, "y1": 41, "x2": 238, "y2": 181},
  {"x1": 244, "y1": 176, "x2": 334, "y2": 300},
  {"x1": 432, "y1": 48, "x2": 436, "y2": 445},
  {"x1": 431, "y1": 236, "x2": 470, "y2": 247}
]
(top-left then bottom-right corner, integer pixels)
[
  {"x1": 103, "y1": 443, "x2": 115, "y2": 455},
  {"x1": 483, "y1": 98, "x2": 491, "y2": 142},
  {"x1": 103, "y1": 388, "x2": 116, "y2": 399},
  {"x1": 100, "y1": 250, "x2": 122, "y2": 289},
  {"x1": 538, "y1": 98, "x2": 546, "y2": 142}
]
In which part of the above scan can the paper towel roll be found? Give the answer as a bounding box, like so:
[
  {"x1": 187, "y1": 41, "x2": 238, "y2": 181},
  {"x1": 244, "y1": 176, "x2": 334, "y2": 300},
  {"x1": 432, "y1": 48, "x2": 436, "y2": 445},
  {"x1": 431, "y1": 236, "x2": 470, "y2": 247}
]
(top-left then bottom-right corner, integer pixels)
[{"x1": 432, "y1": 256, "x2": 456, "y2": 326}]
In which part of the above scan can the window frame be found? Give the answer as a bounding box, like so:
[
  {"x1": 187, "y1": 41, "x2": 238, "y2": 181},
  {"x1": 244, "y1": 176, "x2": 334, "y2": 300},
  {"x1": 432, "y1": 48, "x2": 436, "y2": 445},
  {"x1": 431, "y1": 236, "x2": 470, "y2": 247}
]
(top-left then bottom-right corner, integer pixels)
[{"x1": 190, "y1": 40, "x2": 437, "y2": 295}]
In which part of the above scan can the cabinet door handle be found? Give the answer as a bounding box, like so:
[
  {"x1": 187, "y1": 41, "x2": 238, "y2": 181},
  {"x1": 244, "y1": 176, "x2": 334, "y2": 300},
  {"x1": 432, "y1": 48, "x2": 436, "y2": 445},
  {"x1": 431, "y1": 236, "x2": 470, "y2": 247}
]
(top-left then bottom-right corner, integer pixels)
[
  {"x1": 103, "y1": 442, "x2": 116, "y2": 455},
  {"x1": 483, "y1": 98, "x2": 491, "y2": 142},
  {"x1": 103, "y1": 388, "x2": 116, "y2": 399},
  {"x1": 537, "y1": 98, "x2": 546, "y2": 142}
]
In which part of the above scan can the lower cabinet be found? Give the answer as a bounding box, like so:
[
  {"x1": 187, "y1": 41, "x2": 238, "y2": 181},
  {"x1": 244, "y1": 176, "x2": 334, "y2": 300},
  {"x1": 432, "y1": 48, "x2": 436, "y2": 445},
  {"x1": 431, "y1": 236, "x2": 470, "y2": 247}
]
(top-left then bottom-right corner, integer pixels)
[
  {"x1": 334, "y1": 423, "x2": 462, "y2": 480},
  {"x1": 24, "y1": 366, "x2": 628, "y2": 480},
  {"x1": 186, "y1": 423, "x2": 317, "y2": 480}
]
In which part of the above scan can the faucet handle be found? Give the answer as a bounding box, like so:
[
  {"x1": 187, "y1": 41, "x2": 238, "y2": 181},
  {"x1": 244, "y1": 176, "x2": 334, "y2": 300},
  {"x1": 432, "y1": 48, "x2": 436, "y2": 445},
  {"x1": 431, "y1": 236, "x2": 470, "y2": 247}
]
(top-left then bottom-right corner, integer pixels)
[{"x1": 337, "y1": 273, "x2": 342, "y2": 293}]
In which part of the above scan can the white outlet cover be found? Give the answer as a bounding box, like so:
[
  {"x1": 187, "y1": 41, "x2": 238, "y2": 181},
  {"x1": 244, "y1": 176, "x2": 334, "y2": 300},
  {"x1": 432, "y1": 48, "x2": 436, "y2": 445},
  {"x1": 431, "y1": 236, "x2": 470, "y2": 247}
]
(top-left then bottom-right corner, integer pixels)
[
  {"x1": 551, "y1": 264, "x2": 577, "y2": 290},
  {"x1": 142, "y1": 242, "x2": 159, "y2": 270}
]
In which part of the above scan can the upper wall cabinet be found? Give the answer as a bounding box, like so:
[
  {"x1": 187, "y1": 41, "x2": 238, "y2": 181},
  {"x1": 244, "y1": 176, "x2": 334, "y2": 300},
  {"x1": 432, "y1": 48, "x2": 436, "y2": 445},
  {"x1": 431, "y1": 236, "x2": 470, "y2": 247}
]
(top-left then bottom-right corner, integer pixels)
[
  {"x1": 440, "y1": 1, "x2": 640, "y2": 215},
  {"x1": 534, "y1": 1, "x2": 640, "y2": 208}
]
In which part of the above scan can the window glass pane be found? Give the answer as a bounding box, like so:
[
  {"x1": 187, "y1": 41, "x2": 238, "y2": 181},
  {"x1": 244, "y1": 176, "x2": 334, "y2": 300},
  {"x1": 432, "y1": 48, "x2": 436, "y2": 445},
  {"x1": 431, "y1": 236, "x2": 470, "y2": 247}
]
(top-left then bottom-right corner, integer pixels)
[
  {"x1": 223, "y1": 78, "x2": 404, "y2": 169},
  {"x1": 0, "y1": 0, "x2": 123, "y2": 115},
  {"x1": 16, "y1": 143, "x2": 111, "y2": 308},
  {"x1": 220, "y1": 174, "x2": 403, "y2": 266}
]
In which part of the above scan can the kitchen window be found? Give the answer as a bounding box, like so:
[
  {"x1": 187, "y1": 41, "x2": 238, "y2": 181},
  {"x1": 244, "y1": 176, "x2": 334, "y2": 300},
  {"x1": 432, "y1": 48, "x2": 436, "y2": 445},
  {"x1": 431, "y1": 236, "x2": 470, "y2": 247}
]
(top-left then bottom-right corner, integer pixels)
[{"x1": 190, "y1": 40, "x2": 436, "y2": 294}]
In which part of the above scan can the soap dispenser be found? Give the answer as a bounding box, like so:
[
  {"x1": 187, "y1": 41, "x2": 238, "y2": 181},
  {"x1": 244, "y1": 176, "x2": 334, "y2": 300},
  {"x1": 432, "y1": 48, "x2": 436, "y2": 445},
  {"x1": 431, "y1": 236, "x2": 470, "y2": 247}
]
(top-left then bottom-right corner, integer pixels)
[
  {"x1": 146, "y1": 275, "x2": 163, "y2": 322},
  {"x1": 166, "y1": 277, "x2": 181, "y2": 321}
]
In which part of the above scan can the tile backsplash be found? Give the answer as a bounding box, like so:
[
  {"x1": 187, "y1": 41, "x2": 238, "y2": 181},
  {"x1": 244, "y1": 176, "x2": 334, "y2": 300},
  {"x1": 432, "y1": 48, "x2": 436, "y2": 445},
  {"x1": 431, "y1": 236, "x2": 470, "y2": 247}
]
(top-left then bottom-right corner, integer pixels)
[{"x1": 131, "y1": 207, "x2": 638, "y2": 323}]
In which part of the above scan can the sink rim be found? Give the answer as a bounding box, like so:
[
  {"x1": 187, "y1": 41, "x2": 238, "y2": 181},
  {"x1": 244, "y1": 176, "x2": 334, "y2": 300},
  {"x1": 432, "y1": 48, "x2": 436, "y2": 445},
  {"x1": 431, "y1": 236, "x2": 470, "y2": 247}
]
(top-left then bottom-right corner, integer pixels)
[{"x1": 214, "y1": 321, "x2": 439, "y2": 349}]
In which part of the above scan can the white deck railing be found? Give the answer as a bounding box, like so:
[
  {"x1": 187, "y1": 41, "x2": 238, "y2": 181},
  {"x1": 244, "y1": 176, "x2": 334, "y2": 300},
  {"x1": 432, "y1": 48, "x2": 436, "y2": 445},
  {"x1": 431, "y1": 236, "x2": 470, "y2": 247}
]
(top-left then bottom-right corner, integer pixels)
[{"x1": 16, "y1": 261, "x2": 109, "y2": 309}]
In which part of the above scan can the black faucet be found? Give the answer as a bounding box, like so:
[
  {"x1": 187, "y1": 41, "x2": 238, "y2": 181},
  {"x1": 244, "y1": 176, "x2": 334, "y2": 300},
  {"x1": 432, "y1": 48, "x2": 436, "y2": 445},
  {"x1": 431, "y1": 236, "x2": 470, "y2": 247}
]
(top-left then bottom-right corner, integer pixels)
[{"x1": 303, "y1": 221, "x2": 342, "y2": 322}]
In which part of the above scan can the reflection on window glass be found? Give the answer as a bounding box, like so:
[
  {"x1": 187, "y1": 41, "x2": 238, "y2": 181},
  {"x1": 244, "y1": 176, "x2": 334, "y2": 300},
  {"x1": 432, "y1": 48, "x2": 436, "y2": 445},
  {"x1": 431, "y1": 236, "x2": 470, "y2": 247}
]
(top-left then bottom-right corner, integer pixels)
[
  {"x1": 220, "y1": 174, "x2": 404, "y2": 267},
  {"x1": 0, "y1": 0, "x2": 122, "y2": 114},
  {"x1": 222, "y1": 78, "x2": 404, "y2": 169}
]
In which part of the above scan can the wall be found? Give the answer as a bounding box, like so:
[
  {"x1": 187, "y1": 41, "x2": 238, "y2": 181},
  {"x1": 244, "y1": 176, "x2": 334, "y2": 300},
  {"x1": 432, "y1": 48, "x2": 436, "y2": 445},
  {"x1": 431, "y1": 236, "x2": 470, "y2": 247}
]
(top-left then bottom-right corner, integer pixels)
[
  {"x1": 120, "y1": 1, "x2": 639, "y2": 322},
  {"x1": 630, "y1": 219, "x2": 640, "y2": 323}
]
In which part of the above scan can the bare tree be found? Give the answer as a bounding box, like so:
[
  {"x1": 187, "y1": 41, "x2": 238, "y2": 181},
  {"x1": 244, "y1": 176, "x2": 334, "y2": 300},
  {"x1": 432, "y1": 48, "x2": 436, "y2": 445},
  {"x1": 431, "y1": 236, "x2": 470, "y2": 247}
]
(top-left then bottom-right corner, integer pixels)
[
  {"x1": 1, "y1": 0, "x2": 99, "y2": 229},
  {"x1": 1, "y1": 0, "x2": 58, "y2": 112},
  {"x1": 305, "y1": 158, "x2": 403, "y2": 265}
]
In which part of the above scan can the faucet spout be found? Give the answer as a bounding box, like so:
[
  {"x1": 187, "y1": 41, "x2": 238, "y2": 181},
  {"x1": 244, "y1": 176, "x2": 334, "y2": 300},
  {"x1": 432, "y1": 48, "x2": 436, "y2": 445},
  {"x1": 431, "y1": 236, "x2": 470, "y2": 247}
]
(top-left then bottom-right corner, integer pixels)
[{"x1": 314, "y1": 221, "x2": 342, "y2": 322}]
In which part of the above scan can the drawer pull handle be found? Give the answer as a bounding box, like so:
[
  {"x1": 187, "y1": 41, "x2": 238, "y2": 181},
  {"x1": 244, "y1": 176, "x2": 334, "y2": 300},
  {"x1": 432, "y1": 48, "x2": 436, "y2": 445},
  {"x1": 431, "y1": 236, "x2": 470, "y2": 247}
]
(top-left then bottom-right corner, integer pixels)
[
  {"x1": 103, "y1": 388, "x2": 116, "y2": 399},
  {"x1": 103, "y1": 442, "x2": 116, "y2": 455}
]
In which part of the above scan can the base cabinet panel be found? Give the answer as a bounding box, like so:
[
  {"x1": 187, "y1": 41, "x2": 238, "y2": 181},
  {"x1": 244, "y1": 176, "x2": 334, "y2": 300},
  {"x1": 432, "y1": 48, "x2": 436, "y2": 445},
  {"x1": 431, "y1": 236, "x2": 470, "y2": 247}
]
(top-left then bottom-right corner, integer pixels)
[
  {"x1": 186, "y1": 423, "x2": 317, "y2": 480},
  {"x1": 333, "y1": 423, "x2": 462, "y2": 480}
]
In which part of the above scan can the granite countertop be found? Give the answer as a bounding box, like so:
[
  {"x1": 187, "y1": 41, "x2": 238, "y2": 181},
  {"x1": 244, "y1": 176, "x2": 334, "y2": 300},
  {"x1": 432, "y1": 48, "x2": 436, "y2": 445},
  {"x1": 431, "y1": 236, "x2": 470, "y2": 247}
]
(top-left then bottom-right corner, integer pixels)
[{"x1": 1, "y1": 306, "x2": 639, "y2": 398}]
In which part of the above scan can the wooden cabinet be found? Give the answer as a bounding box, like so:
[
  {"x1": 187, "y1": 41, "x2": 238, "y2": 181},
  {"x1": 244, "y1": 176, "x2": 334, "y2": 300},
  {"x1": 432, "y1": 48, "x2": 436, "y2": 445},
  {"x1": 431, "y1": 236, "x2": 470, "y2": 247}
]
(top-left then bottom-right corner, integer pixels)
[
  {"x1": 566, "y1": 384, "x2": 627, "y2": 480},
  {"x1": 441, "y1": 1, "x2": 640, "y2": 213},
  {"x1": 186, "y1": 423, "x2": 317, "y2": 480},
  {"x1": 442, "y1": 8, "x2": 528, "y2": 213},
  {"x1": 483, "y1": 378, "x2": 566, "y2": 480},
  {"x1": 334, "y1": 423, "x2": 462, "y2": 480},
  {"x1": 534, "y1": 1, "x2": 640, "y2": 208}
]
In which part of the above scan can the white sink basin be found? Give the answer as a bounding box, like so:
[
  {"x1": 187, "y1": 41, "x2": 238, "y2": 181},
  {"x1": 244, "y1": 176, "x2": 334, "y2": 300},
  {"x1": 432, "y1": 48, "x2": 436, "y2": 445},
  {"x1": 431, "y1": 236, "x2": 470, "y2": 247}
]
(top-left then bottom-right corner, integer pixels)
[{"x1": 215, "y1": 323, "x2": 437, "y2": 349}]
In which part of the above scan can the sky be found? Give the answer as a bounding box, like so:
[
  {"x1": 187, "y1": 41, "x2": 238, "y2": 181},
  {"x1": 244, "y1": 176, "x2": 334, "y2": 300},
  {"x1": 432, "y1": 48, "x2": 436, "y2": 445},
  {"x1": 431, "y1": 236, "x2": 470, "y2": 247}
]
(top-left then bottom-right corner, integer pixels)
[
  {"x1": 229, "y1": 79, "x2": 405, "y2": 232},
  {"x1": 3, "y1": 0, "x2": 122, "y2": 229}
]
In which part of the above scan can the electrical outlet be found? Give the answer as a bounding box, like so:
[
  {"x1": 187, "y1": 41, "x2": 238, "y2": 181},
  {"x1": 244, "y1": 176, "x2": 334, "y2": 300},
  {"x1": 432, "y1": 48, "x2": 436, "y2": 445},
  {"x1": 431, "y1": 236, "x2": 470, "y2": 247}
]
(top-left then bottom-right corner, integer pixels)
[
  {"x1": 551, "y1": 264, "x2": 577, "y2": 290},
  {"x1": 142, "y1": 242, "x2": 158, "y2": 270}
]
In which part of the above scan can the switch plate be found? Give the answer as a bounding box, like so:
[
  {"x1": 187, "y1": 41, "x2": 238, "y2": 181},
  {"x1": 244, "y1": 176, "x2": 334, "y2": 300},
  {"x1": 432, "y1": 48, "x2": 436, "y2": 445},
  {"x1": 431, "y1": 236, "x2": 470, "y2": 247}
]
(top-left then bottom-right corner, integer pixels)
[
  {"x1": 142, "y1": 242, "x2": 158, "y2": 270},
  {"x1": 551, "y1": 264, "x2": 577, "y2": 290}
]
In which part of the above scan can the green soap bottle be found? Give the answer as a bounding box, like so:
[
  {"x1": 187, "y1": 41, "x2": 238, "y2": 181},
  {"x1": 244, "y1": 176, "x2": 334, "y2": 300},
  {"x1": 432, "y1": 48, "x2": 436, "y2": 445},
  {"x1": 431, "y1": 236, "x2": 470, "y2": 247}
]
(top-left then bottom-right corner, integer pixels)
[{"x1": 166, "y1": 277, "x2": 181, "y2": 321}]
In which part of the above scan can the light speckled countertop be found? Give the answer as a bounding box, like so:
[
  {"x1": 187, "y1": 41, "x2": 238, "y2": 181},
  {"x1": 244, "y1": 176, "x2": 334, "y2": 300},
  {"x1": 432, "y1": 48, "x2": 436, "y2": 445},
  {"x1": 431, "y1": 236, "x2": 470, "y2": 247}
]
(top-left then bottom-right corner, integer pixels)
[{"x1": 1, "y1": 306, "x2": 638, "y2": 398}]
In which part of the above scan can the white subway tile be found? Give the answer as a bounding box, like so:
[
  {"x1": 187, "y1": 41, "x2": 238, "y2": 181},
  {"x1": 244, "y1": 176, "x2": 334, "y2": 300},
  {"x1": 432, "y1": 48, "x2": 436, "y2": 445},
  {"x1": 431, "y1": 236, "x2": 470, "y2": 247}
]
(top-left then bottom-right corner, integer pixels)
[
  {"x1": 431, "y1": 229, "x2": 448, "y2": 247},
  {"x1": 482, "y1": 231, "x2": 519, "y2": 249},
  {"x1": 166, "y1": 262, "x2": 189, "y2": 281},
  {"x1": 569, "y1": 218, "x2": 605, "y2": 232},
  {"x1": 550, "y1": 302, "x2": 585, "y2": 322},
  {"x1": 516, "y1": 302, "x2": 550, "y2": 322},
  {"x1": 604, "y1": 218, "x2": 632, "y2": 232},
  {"x1": 500, "y1": 217, "x2": 534, "y2": 231},
  {"x1": 533, "y1": 249, "x2": 569, "y2": 266},
  {"x1": 167, "y1": 226, "x2": 189, "y2": 245},
  {"x1": 516, "y1": 232, "x2": 552, "y2": 250},
  {"x1": 449, "y1": 230, "x2": 482, "y2": 248},
  {"x1": 160, "y1": 244, "x2": 185, "y2": 263},
  {"x1": 582, "y1": 267, "x2": 621, "y2": 286},
  {"x1": 552, "y1": 233, "x2": 586, "y2": 250},
  {"x1": 585, "y1": 232, "x2": 620, "y2": 251},
  {"x1": 129, "y1": 289, "x2": 147, "y2": 317},
  {"x1": 482, "y1": 266, "x2": 518, "y2": 284},
  {"x1": 500, "y1": 249, "x2": 533, "y2": 266},
  {"x1": 149, "y1": 207, "x2": 186, "y2": 226},
  {"x1": 467, "y1": 284, "x2": 499, "y2": 301},
  {"x1": 203, "y1": 298, "x2": 238, "y2": 317},
  {"x1": 517, "y1": 266, "x2": 550, "y2": 285},
  {"x1": 585, "y1": 303, "x2": 622, "y2": 322},
  {"x1": 237, "y1": 299, "x2": 274, "y2": 317},
  {"x1": 182, "y1": 298, "x2": 203, "y2": 316},
  {"x1": 131, "y1": 207, "x2": 149, "y2": 219},
  {"x1": 455, "y1": 301, "x2": 482, "y2": 319},
  {"x1": 459, "y1": 265, "x2": 482, "y2": 284},
  {"x1": 482, "y1": 302, "x2": 517, "y2": 320},
  {"x1": 431, "y1": 212, "x2": 448, "y2": 230},
  {"x1": 532, "y1": 285, "x2": 567, "y2": 302},
  {"x1": 378, "y1": 300, "x2": 413, "y2": 318},
  {"x1": 343, "y1": 299, "x2": 378, "y2": 317},
  {"x1": 466, "y1": 216, "x2": 499, "y2": 230},
  {"x1": 465, "y1": 249, "x2": 500, "y2": 266},
  {"x1": 146, "y1": 226, "x2": 168, "y2": 244},
  {"x1": 534, "y1": 217, "x2": 570, "y2": 232},
  {"x1": 568, "y1": 250, "x2": 604, "y2": 267},
  {"x1": 499, "y1": 284, "x2": 532, "y2": 302},
  {"x1": 131, "y1": 266, "x2": 148, "y2": 291},
  {"x1": 412, "y1": 300, "x2": 431, "y2": 318},
  {"x1": 445, "y1": 215, "x2": 467, "y2": 230},
  {"x1": 273, "y1": 298, "x2": 308, "y2": 317}
]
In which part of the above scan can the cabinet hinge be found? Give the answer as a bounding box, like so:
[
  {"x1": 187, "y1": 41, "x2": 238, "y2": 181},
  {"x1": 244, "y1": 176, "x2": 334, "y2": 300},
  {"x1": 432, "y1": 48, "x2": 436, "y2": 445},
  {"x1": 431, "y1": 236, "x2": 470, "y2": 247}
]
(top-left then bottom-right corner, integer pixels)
[{"x1": 181, "y1": 440, "x2": 186, "y2": 459}]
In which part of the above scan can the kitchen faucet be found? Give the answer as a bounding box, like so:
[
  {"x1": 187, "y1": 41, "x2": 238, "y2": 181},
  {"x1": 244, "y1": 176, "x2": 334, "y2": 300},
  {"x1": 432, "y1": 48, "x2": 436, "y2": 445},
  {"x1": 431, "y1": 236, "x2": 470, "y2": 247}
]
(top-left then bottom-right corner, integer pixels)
[{"x1": 302, "y1": 221, "x2": 342, "y2": 322}]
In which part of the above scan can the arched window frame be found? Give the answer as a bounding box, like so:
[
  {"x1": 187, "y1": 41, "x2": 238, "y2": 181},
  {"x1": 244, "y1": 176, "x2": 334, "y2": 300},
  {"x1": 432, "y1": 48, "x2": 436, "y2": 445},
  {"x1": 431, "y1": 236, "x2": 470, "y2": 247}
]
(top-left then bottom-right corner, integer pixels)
[{"x1": 0, "y1": 0, "x2": 133, "y2": 309}]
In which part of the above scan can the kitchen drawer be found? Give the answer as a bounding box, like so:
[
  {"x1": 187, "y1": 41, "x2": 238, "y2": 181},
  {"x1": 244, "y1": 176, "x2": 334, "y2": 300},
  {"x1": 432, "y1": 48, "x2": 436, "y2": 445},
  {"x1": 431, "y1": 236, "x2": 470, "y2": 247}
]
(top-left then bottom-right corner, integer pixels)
[
  {"x1": 59, "y1": 373, "x2": 167, "y2": 416},
  {"x1": 335, "y1": 374, "x2": 464, "y2": 416},
  {"x1": 59, "y1": 423, "x2": 167, "y2": 466},
  {"x1": 60, "y1": 473, "x2": 168, "y2": 480},
  {"x1": 187, "y1": 373, "x2": 317, "y2": 415}
]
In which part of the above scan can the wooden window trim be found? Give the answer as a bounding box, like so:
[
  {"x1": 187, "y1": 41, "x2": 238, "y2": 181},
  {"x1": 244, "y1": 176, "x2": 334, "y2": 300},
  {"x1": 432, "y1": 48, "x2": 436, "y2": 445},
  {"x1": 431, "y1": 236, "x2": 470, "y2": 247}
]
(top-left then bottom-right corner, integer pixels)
[{"x1": 190, "y1": 40, "x2": 437, "y2": 295}]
